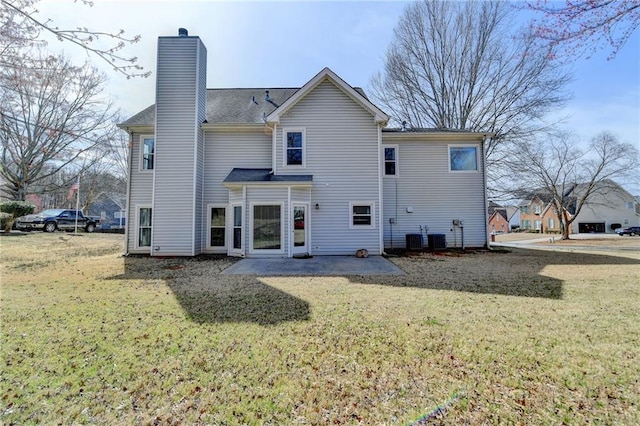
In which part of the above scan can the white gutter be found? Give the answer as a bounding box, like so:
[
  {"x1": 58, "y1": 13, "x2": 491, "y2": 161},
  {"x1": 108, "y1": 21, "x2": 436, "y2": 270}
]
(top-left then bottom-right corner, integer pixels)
[{"x1": 377, "y1": 124, "x2": 384, "y2": 254}]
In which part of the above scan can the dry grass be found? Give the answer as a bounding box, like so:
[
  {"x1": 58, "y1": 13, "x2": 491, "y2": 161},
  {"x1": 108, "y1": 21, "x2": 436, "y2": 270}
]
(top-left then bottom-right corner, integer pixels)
[{"x1": 1, "y1": 232, "x2": 639, "y2": 425}]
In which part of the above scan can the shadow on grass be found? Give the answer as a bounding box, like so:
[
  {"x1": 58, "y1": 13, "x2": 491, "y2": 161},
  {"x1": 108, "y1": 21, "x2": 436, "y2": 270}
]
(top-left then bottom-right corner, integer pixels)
[
  {"x1": 109, "y1": 255, "x2": 310, "y2": 325},
  {"x1": 0, "y1": 231, "x2": 30, "y2": 237},
  {"x1": 354, "y1": 247, "x2": 640, "y2": 300}
]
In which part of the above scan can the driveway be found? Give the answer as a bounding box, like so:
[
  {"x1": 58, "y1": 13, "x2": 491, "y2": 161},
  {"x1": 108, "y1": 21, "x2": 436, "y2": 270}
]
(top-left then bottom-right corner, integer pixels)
[
  {"x1": 222, "y1": 255, "x2": 405, "y2": 276},
  {"x1": 491, "y1": 233, "x2": 640, "y2": 252}
]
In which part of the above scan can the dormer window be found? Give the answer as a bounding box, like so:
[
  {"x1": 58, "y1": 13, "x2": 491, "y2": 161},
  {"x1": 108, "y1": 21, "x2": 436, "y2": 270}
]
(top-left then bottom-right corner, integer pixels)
[{"x1": 284, "y1": 128, "x2": 305, "y2": 167}]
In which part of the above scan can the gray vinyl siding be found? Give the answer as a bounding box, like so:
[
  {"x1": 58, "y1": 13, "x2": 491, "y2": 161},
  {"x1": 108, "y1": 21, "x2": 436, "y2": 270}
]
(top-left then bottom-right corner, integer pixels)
[
  {"x1": 382, "y1": 139, "x2": 487, "y2": 249},
  {"x1": 152, "y1": 36, "x2": 207, "y2": 256},
  {"x1": 276, "y1": 80, "x2": 380, "y2": 255},
  {"x1": 126, "y1": 132, "x2": 154, "y2": 254},
  {"x1": 193, "y1": 47, "x2": 207, "y2": 254},
  {"x1": 200, "y1": 129, "x2": 271, "y2": 252},
  {"x1": 291, "y1": 188, "x2": 311, "y2": 203}
]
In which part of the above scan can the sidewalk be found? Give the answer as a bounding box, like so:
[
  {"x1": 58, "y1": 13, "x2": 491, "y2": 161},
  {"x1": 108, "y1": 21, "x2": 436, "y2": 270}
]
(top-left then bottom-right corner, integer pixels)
[{"x1": 490, "y1": 233, "x2": 639, "y2": 252}]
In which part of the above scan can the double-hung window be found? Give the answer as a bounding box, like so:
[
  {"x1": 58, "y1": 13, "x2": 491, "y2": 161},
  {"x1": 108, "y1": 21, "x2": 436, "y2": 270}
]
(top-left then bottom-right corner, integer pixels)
[
  {"x1": 350, "y1": 202, "x2": 375, "y2": 229},
  {"x1": 138, "y1": 207, "x2": 152, "y2": 248},
  {"x1": 449, "y1": 145, "x2": 479, "y2": 172},
  {"x1": 141, "y1": 136, "x2": 155, "y2": 170},
  {"x1": 383, "y1": 145, "x2": 398, "y2": 177},
  {"x1": 209, "y1": 206, "x2": 226, "y2": 248},
  {"x1": 284, "y1": 128, "x2": 305, "y2": 167}
]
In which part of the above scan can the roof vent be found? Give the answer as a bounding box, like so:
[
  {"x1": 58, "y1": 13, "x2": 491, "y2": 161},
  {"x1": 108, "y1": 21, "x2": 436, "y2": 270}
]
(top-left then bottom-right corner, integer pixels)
[
  {"x1": 178, "y1": 28, "x2": 188, "y2": 37},
  {"x1": 265, "y1": 90, "x2": 270, "y2": 101},
  {"x1": 401, "y1": 120, "x2": 408, "y2": 131}
]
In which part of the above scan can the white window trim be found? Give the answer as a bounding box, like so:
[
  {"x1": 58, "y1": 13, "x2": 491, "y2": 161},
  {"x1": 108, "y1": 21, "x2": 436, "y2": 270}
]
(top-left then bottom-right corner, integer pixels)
[
  {"x1": 448, "y1": 144, "x2": 480, "y2": 173},
  {"x1": 135, "y1": 205, "x2": 152, "y2": 250},
  {"x1": 349, "y1": 201, "x2": 376, "y2": 229},
  {"x1": 206, "y1": 204, "x2": 227, "y2": 250},
  {"x1": 139, "y1": 135, "x2": 155, "y2": 172},
  {"x1": 282, "y1": 128, "x2": 306, "y2": 168},
  {"x1": 382, "y1": 144, "x2": 399, "y2": 178},
  {"x1": 249, "y1": 202, "x2": 285, "y2": 254}
]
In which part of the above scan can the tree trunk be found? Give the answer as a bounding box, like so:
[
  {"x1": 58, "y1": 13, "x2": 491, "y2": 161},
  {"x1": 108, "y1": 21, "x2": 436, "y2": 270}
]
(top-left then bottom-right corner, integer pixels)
[{"x1": 561, "y1": 210, "x2": 571, "y2": 240}]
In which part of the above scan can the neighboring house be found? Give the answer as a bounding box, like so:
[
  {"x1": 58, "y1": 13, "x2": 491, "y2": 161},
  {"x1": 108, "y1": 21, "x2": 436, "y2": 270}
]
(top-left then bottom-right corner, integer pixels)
[
  {"x1": 118, "y1": 29, "x2": 491, "y2": 257},
  {"x1": 86, "y1": 192, "x2": 126, "y2": 227},
  {"x1": 569, "y1": 180, "x2": 640, "y2": 234},
  {"x1": 506, "y1": 206, "x2": 520, "y2": 231},
  {"x1": 488, "y1": 209, "x2": 509, "y2": 234},
  {"x1": 539, "y1": 203, "x2": 568, "y2": 234},
  {"x1": 519, "y1": 196, "x2": 546, "y2": 232}
]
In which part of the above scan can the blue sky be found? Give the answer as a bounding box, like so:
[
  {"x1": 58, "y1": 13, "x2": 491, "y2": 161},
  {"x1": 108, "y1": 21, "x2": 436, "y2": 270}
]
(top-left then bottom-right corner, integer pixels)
[{"x1": 38, "y1": 0, "x2": 639, "y2": 179}]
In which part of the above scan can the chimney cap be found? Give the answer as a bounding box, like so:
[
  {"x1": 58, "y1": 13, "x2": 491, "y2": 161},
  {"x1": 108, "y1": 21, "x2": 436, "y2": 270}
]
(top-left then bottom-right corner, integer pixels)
[{"x1": 178, "y1": 28, "x2": 188, "y2": 37}]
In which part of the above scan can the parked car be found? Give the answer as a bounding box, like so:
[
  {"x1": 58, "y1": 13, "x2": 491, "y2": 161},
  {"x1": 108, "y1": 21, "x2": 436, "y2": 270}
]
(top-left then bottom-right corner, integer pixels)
[
  {"x1": 615, "y1": 226, "x2": 640, "y2": 236},
  {"x1": 15, "y1": 209, "x2": 99, "y2": 233}
]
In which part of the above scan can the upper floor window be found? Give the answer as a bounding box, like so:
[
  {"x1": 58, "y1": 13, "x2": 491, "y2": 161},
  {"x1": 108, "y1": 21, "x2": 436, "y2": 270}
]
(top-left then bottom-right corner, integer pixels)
[
  {"x1": 449, "y1": 145, "x2": 478, "y2": 172},
  {"x1": 534, "y1": 205, "x2": 541, "y2": 214},
  {"x1": 284, "y1": 128, "x2": 305, "y2": 167},
  {"x1": 383, "y1": 145, "x2": 398, "y2": 176},
  {"x1": 141, "y1": 136, "x2": 155, "y2": 170}
]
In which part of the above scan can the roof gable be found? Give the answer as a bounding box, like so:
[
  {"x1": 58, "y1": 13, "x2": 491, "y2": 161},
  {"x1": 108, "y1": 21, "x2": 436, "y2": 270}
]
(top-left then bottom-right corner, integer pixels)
[{"x1": 266, "y1": 67, "x2": 388, "y2": 125}]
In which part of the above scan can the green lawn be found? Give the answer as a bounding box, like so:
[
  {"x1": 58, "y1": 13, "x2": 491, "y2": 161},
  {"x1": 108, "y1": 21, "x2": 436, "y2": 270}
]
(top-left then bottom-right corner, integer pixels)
[{"x1": 1, "y1": 233, "x2": 639, "y2": 424}]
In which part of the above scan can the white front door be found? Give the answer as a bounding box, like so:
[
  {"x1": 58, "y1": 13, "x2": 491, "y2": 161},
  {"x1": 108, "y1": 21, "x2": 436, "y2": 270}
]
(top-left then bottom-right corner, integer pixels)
[{"x1": 292, "y1": 204, "x2": 308, "y2": 255}]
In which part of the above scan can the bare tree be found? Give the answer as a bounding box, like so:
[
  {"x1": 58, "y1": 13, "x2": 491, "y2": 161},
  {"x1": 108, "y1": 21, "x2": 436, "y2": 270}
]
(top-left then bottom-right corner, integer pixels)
[
  {"x1": 103, "y1": 115, "x2": 131, "y2": 182},
  {"x1": 370, "y1": 0, "x2": 571, "y2": 163},
  {"x1": 506, "y1": 131, "x2": 639, "y2": 239},
  {"x1": 525, "y1": 0, "x2": 640, "y2": 60},
  {"x1": 0, "y1": 51, "x2": 118, "y2": 200},
  {"x1": 0, "y1": 0, "x2": 149, "y2": 78}
]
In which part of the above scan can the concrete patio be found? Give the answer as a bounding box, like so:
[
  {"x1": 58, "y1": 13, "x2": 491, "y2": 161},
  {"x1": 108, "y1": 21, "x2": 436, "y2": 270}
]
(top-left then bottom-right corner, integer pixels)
[{"x1": 221, "y1": 255, "x2": 405, "y2": 276}]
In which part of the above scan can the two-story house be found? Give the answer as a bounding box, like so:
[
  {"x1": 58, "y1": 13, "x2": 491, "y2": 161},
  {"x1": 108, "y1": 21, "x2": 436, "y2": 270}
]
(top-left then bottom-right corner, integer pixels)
[
  {"x1": 118, "y1": 29, "x2": 491, "y2": 257},
  {"x1": 488, "y1": 209, "x2": 509, "y2": 234},
  {"x1": 519, "y1": 196, "x2": 546, "y2": 232},
  {"x1": 569, "y1": 180, "x2": 640, "y2": 233}
]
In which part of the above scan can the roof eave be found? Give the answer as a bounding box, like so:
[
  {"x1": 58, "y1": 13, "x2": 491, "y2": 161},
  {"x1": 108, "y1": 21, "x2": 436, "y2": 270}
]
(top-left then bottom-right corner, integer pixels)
[
  {"x1": 382, "y1": 131, "x2": 493, "y2": 141},
  {"x1": 201, "y1": 123, "x2": 268, "y2": 132},
  {"x1": 223, "y1": 181, "x2": 313, "y2": 188},
  {"x1": 117, "y1": 124, "x2": 155, "y2": 133}
]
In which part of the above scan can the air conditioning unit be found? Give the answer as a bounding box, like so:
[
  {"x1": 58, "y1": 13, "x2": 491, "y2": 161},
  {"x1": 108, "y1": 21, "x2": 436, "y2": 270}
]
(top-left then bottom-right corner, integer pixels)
[
  {"x1": 406, "y1": 234, "x2": 424, "y2": 251},
  {"x1": 428, "y1": 234, "x2": 447, "y2": 251}
]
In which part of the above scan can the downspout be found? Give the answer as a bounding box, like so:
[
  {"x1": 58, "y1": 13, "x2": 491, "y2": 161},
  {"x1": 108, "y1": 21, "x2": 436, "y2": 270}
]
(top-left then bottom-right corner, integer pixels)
[
  {"x1": 242, "y1": 185, "x2": 247, "y2": 257},
  {"x1": 266, "y1": 122, "x2": 277, "y2": 173},
  {"x1": 287, "y1": 186, "x2": 292, "y2": 258},
  {"x1": 482, "y1": 135, "x2": 490, "y2": 249},
  {"x1": 377, "y1": 123, "x2": 384, "y2": 254}
]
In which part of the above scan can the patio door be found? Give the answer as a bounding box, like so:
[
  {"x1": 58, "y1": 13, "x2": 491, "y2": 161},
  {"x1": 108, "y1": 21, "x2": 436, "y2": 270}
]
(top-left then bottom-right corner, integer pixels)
[{"x1": 292, "y1": 203, "x2": 308, "y2": 255}]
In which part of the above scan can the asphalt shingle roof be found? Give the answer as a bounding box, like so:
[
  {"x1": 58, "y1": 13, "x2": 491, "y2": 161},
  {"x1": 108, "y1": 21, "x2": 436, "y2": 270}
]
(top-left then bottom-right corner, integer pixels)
[
  {"x1": 223, "y1": 168, "x2": 313, "y2": 183},
  {"x1": 120, "y1": 87, "x2": 369, "y2": 127}
]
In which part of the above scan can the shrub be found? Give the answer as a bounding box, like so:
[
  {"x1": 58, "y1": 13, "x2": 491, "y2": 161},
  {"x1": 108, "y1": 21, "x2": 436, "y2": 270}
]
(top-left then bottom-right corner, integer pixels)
[
  {"x1": 610, "y1": 223, "x2": 622, "y2": 231},
  {"x1": 0, "y1": 212, "x2": 11, "y2": 231},
  {"x1": 0, "y1": 201, "x2": 35, "y2": 232}
]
